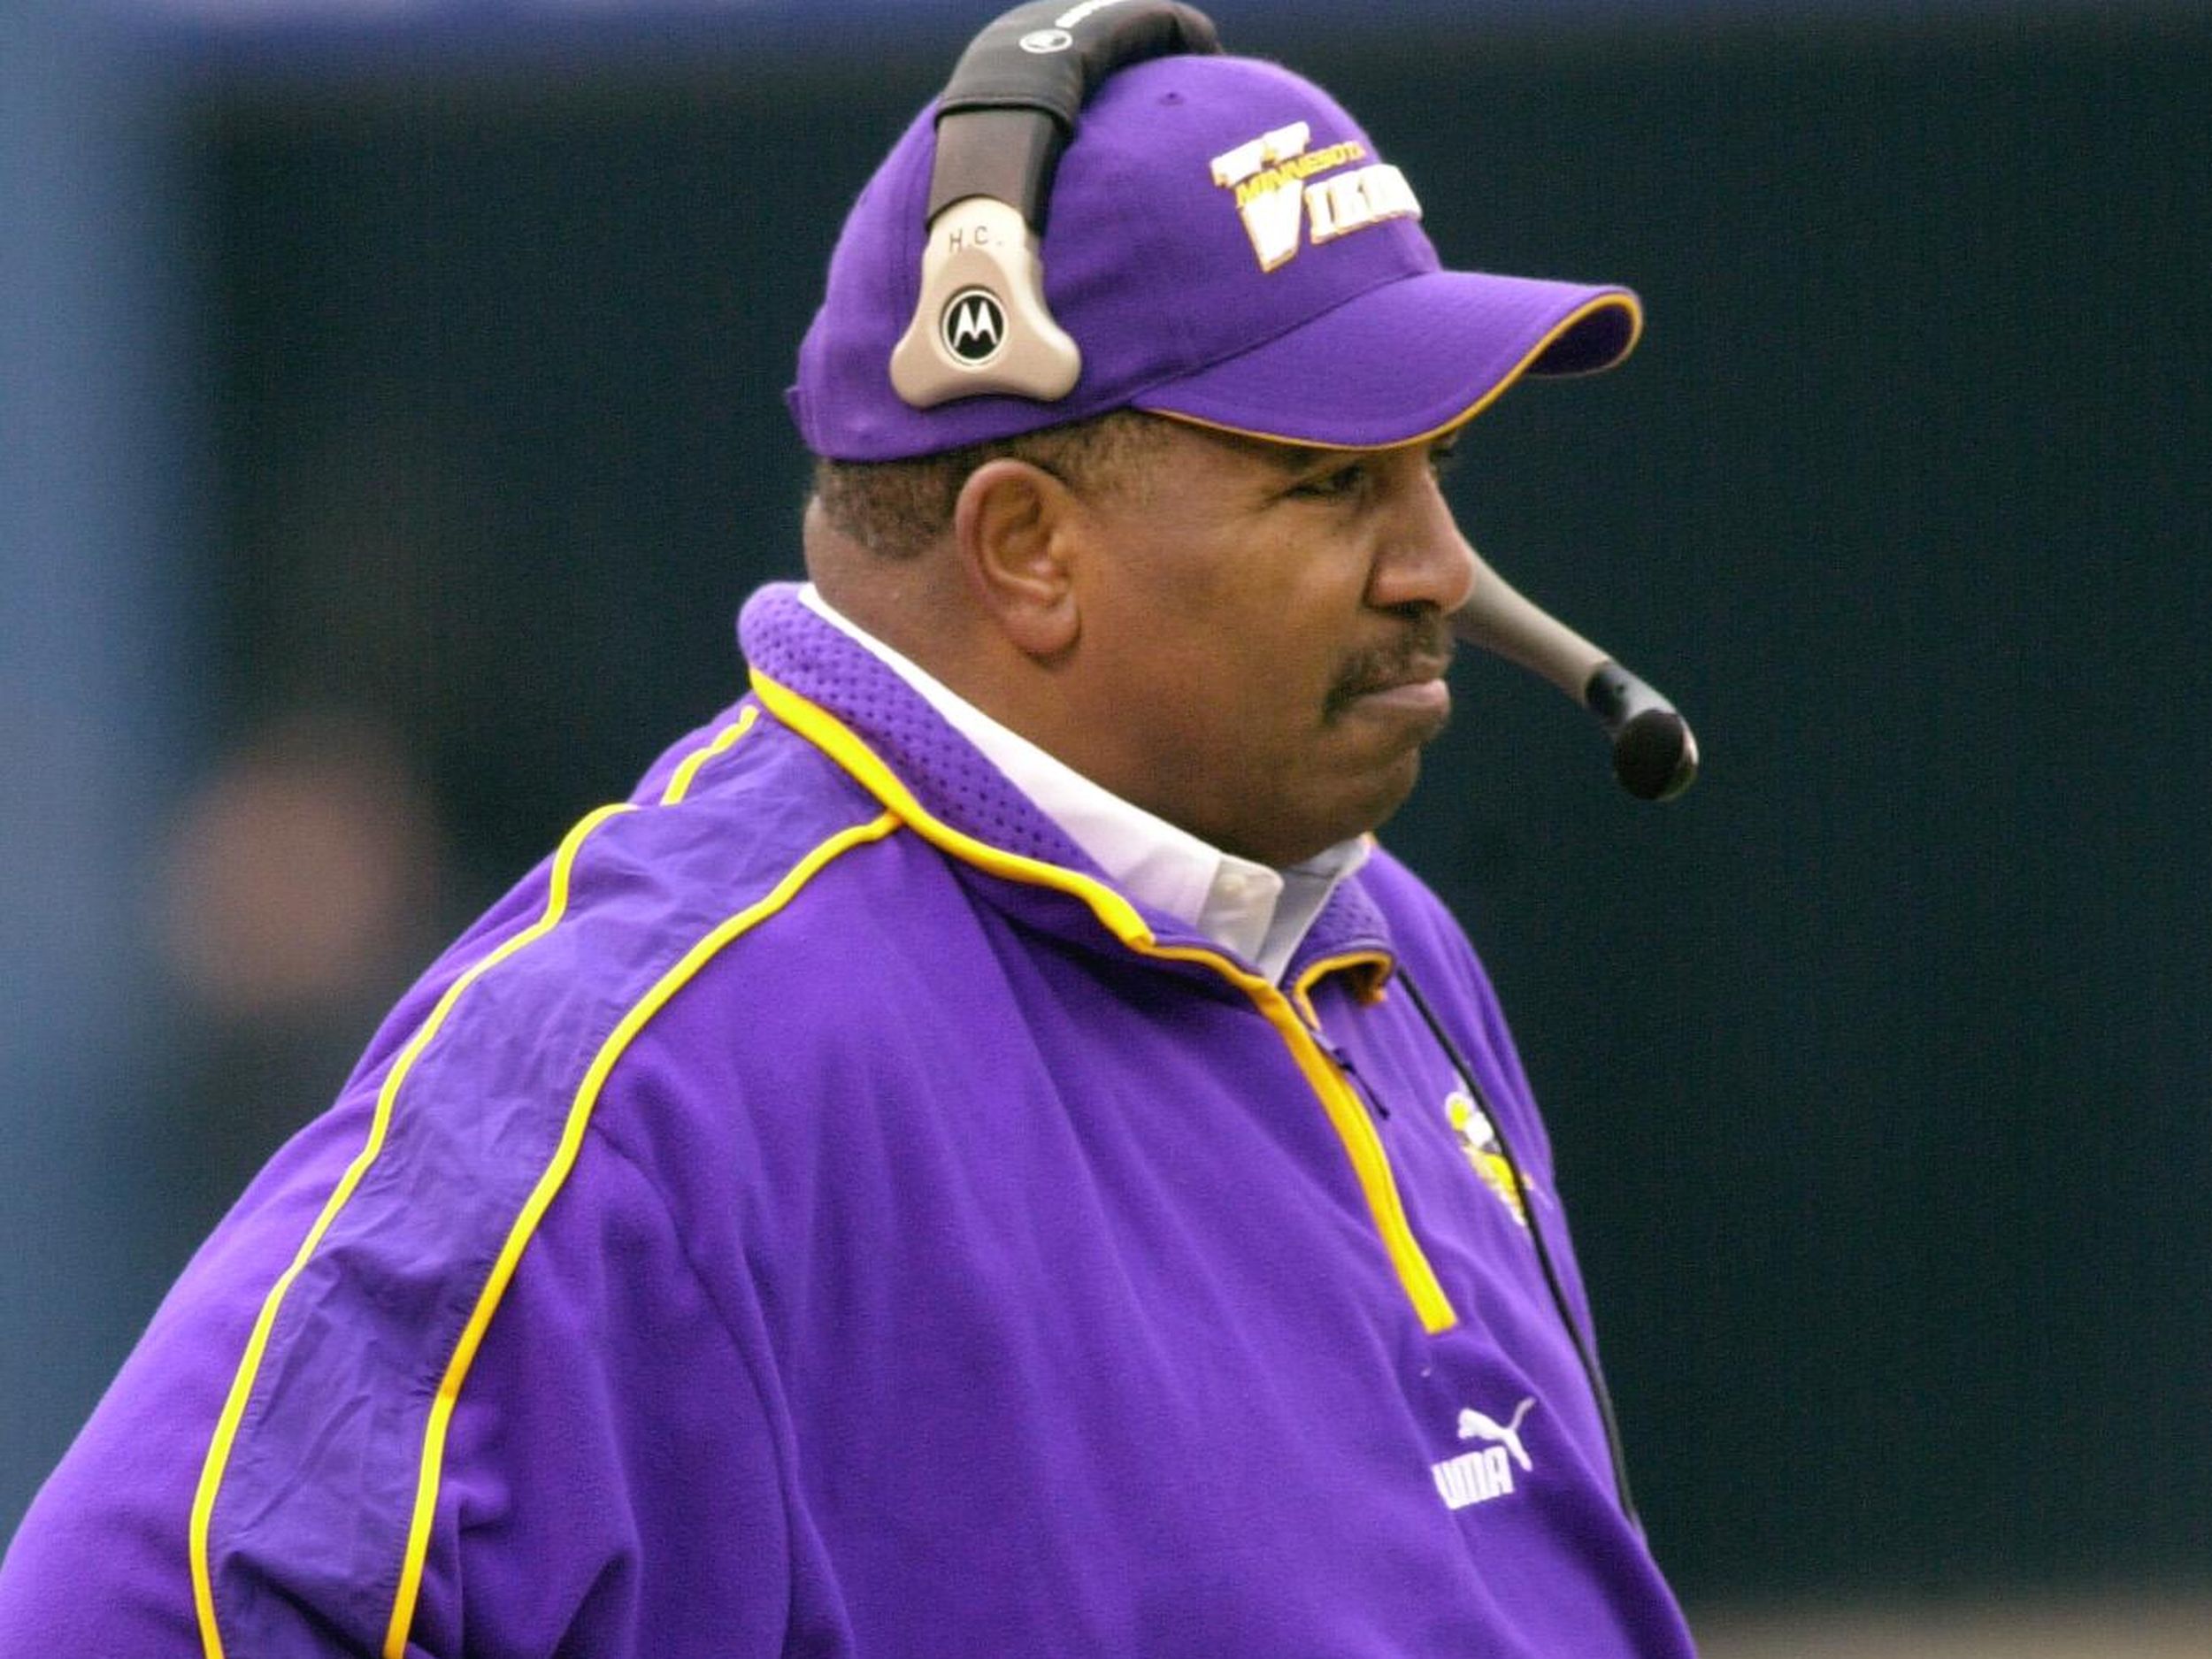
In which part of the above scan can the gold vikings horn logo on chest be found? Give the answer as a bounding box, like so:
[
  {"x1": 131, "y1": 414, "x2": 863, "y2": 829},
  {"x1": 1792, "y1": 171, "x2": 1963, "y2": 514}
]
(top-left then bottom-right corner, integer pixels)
[
  {"x1": 1208, "y1": 121, "x2": 1424, "y2": 273},
  {"x1": 1446, "y1": 1090, "x2": 1529, "y2": 1227}
]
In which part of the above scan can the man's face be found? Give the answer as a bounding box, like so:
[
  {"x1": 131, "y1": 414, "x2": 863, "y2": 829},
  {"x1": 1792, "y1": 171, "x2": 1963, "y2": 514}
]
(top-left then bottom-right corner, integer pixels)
[{"x1": 1062, "y1": 420, "x2": 1479, "y2": 869}]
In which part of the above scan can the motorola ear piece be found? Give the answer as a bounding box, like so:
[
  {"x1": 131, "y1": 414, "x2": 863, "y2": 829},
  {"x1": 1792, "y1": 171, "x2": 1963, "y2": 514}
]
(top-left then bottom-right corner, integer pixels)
[
  {"x1": 888, "y1": 1, "x2": 1220, "y2": 410},
  {"x1": 890, "y1": 197, "x2": 1082, "y2": 407}
]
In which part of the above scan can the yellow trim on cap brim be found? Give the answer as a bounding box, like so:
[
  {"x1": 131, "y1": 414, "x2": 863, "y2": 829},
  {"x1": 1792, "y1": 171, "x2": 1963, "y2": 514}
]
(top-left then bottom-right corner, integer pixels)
[{"x1": 1141, "y1": 289, "x2": 1644, "y2": 453}]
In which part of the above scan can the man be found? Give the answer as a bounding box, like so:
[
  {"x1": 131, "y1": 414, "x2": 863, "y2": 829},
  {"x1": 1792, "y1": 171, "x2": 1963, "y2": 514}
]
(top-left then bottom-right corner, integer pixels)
[{"x1": 0, "y1": 28, "x2": 1697, "y2": 1659}]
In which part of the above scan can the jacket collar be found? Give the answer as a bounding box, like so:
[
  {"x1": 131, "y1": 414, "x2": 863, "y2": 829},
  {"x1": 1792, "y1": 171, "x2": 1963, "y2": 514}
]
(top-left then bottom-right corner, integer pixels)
[{"x1": 738, "y1": 583, "x2": 1395, "y2": 991}]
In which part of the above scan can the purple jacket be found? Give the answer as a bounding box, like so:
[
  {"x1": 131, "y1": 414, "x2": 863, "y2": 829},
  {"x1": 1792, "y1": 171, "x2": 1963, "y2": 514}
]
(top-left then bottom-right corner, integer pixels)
[{"x1": 0, "y1": 585, "x2": 1695, "y2": 1657}]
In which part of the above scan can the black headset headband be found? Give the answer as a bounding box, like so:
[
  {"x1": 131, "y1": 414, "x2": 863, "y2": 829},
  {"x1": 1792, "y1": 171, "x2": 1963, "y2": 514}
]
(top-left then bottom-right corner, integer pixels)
[
  {"x1": 928, "y1": 2, "x2": 1220, "y2": 227},
  {"x1": 888, "y1": 2, "x2": 1220, "y2": 410}
]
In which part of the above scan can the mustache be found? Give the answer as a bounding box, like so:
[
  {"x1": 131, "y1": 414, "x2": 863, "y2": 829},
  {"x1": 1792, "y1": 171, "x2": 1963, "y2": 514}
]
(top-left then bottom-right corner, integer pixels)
[{"x1": 1325, "y1": 611, "x2": 1457, "y2": 718}]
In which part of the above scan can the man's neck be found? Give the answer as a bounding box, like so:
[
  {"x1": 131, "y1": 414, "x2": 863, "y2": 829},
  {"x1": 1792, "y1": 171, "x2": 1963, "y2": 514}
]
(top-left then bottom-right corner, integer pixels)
[{"x1": 796, "y1": 584, "x2": 1364, "y2": 981}]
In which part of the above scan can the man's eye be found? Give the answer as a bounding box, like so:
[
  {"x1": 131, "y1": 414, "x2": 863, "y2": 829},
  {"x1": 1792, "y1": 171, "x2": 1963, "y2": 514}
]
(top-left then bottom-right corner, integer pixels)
[
  {"x1": 1428, "y1": 442, "x2": 1463, "y2": 480},
  {"x1": 1291, "y1": 464, "x2": 1368, "y2": 500}
]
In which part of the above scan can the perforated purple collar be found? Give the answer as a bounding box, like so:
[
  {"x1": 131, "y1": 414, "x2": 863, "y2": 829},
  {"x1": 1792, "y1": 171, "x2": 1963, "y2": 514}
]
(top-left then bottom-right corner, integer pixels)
[{"x1": 735, "y1": 582, "x2": 1394, "y2": 980}]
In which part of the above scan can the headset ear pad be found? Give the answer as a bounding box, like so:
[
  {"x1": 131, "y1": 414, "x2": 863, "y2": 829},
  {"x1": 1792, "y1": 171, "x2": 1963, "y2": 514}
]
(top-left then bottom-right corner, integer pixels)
[{"x1": 889, "y1": 196, "x2": 1082, "y2": 408}]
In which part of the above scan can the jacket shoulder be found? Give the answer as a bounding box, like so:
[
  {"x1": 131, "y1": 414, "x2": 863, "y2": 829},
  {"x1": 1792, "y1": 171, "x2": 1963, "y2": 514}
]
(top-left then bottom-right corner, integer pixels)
[{"x1": 172, "y1": 699, "x2": 896, "y2": 1655}]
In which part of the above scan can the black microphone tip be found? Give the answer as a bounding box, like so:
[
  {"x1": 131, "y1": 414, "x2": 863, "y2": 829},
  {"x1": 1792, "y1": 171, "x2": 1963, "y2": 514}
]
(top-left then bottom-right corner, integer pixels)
[{"x1": 1612, "y1": 709, "x2": 1699, "y2": 802}]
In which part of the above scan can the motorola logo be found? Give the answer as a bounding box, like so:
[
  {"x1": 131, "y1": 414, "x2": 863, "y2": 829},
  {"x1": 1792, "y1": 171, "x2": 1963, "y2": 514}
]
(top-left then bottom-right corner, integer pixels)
[
  {"x1": 1019, "y1": 28, "x2": 1073, "y2": 53},
  {"x1": 940, "y1": 288, "x2": 1008, "y2": 365}
]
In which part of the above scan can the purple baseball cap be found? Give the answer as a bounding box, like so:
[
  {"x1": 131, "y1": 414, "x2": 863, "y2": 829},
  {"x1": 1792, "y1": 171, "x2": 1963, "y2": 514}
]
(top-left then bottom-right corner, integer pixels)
[{"x1": 788, "y1": 52, "x2": 1640, "y2": 461}]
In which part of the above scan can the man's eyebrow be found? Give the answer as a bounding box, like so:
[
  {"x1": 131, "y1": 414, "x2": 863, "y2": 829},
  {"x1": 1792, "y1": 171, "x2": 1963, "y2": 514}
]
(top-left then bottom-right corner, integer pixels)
[
  {"x1": 1259, "y1": 442, "x2": 1331, "y2": 474},
  {"x1": 1211, "y1": 434, "x2": 1332, "y2": 474}
]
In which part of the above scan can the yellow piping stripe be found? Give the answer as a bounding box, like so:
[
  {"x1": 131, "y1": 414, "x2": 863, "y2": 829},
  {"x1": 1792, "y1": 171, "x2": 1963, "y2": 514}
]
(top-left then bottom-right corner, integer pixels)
[
  {"x1": 1145, "y1": 291, "x2": 1644, "y2": 453},
  {"x1": 380, "y1": 808, "x2": 900, "y2": 1658},
  {"x1": 751, "y1": 670, "x2": 1456, "y2": 1335},
  {"x1": 751, "y1": 671, "x2": 1156, "y2": 950},
  {"x1": 659, "y1": 705, "x2": 758, "y2": 805},
  {"x1": 1291, "y1": 950, "x2": 1394, "y2": 1031},
  {"x1": 1141, "y1": 941, "x2": 1455, "y2": 1335},
  {"x1": 188, "y1": 799, "x2": 635, "y2": 1659}
]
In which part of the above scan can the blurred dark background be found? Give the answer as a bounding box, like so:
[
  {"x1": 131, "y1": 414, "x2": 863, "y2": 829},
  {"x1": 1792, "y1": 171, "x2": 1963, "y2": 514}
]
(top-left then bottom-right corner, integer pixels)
[{"x1": 4, "y1": 0, "x2": 2208, "y2": 1627}]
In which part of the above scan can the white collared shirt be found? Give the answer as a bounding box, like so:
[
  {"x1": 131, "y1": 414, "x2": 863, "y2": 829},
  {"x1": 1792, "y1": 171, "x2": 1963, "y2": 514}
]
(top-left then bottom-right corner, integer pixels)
[{"x1": 798, "y1": 585, "x2": 1367, "y2": 984}]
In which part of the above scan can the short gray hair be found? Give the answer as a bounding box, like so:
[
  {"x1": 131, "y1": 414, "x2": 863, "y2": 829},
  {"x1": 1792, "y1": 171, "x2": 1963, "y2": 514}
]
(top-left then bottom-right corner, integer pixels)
[{"x1": 809, "y1": 410, "x2": 1173, "y2": 562}]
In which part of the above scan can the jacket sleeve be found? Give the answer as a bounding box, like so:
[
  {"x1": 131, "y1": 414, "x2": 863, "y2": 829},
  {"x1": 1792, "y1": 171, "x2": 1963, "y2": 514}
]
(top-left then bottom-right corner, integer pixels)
[
  {"x1": 0, "y1": 1114, "x2": 795, "y2": 1658},
  {"x1": 400, "y1": 1132, "x2": 795, "y2": 1658}
]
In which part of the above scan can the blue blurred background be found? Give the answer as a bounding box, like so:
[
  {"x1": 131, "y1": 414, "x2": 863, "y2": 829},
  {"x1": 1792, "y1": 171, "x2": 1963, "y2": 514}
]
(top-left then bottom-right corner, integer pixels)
[{"x1": 4, "y1": 0, "x2": 2208, "y2": 1640}]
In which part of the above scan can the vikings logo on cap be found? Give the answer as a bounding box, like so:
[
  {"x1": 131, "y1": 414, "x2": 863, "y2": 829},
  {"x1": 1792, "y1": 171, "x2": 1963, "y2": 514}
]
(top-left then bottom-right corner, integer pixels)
[{"x1": 1210, "y1": 121, "x2": 1423, "y2": 273}]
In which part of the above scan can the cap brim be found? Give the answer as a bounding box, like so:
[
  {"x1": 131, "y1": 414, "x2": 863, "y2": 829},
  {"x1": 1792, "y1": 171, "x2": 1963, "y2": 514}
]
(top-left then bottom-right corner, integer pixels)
[{"x1": 1132, "y1": 271, "x2": 1640, "y2": 450}]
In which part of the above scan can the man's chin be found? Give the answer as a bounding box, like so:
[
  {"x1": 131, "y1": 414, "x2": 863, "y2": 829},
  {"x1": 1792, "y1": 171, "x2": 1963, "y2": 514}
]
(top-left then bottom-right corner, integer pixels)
[{"x1": 1271, "y1": 754, "x2": 1426, "y2": 867}]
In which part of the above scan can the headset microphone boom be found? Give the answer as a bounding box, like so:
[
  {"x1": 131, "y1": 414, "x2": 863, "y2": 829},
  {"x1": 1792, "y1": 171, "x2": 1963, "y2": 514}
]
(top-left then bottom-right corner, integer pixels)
[{"x1": 1451, "y1": 551, "x2": 1701, "y2": 803}]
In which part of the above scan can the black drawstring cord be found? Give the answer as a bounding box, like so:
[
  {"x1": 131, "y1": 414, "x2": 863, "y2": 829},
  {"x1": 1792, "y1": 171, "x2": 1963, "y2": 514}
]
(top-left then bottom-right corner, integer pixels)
[{"x1": 1395, "y1": 964, "x2": 1644, "y2": 1530}]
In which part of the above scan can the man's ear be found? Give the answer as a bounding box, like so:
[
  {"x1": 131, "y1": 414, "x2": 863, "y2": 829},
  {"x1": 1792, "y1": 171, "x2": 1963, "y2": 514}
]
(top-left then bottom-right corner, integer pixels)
[{"x1": 952, "y1": 458, "x2": 1086, "y2": 660}]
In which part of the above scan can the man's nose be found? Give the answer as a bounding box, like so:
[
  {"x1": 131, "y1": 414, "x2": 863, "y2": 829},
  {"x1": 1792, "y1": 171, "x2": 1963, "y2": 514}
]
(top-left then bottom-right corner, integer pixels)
[{"x1": 1370, "y1": 466, "x2": 1479, "y2": 616}]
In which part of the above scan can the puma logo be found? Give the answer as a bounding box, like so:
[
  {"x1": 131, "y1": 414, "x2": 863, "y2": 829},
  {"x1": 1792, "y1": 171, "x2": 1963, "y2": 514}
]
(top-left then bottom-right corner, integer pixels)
[
  {"x1": 1456, "y1": 1398, "x2": 1536, "y2": 1471},
  {"x1": 1432, "y1": 1397, "x2": 1539, "y2": 1511}
]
